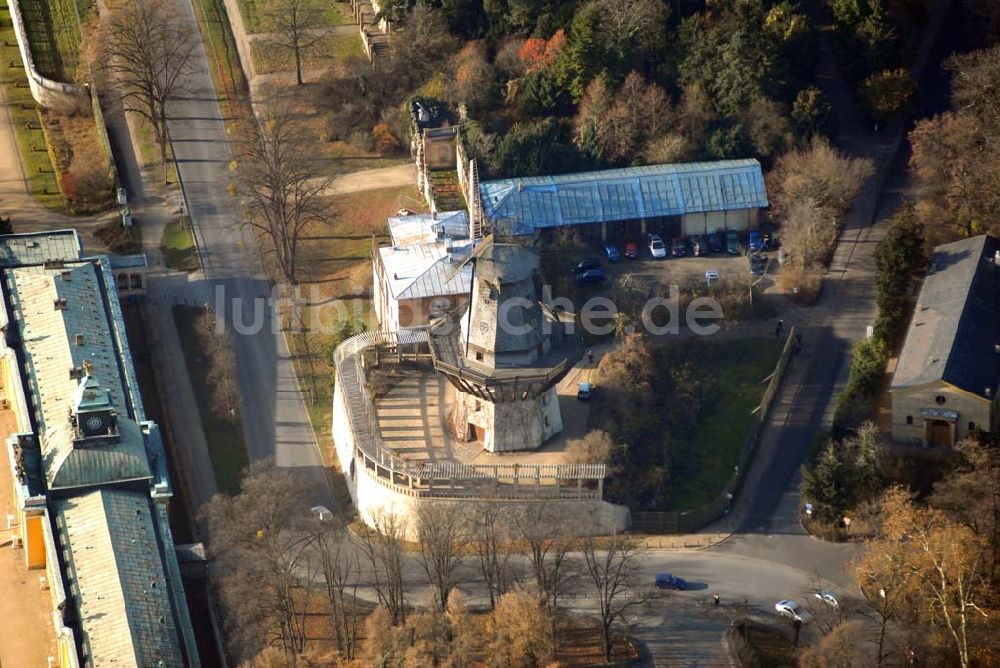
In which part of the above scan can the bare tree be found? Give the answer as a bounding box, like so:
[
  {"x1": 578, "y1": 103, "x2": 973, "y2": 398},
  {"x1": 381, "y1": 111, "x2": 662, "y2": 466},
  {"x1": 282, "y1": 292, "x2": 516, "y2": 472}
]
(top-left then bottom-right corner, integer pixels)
[
  {"x1": 581, "y1": 532, "x2": 647, "y2": 663},
  {"x1": 471, "y1": 505, "x2": 518, "y2": 610},
  {"x1": 93, "y1": 0, "x2": 196, "y2": 182},
  {"x1": 517, "y1": 503, "x2": 578, "y2": 629},
  {"x1": 415, "y1": 503, "x2": 468, "y2": 612},
  {"x1": 262, "y1": 0, "x2": 328, "y2": 86},
  {"x1": 308, "y1": 517, "x2": 362, "y2": 659},
  {"x1": 200, "y1": 461, "x2": 317, "y2": 662},
  {"x1": 358, "y1": 509, "x2": 408, "y2": 625},
  {"x1": 193, "y1": 308, "x2": 240, "y2": 419},
  {"x1": 232, "y1": 102, "x2": 332, "y2": 284}
]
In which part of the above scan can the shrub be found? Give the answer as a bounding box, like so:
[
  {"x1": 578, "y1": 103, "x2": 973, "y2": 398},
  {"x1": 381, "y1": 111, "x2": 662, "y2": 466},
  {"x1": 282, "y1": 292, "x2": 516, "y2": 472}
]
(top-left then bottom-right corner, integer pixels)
[
  {"x1": 371, "y1": 123, "x2": 400, "y2": 153},
  {"x1": 776, "y1": 263, "x2": 823, "y2": 304},
  {"x1": 832, "y1": 337, "x2": 888, "y2": 432}
]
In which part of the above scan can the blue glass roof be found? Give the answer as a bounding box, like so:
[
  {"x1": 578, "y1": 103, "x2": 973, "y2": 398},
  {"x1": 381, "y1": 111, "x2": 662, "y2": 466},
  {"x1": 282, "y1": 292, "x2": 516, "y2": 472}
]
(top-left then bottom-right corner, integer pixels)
[{"x1": 479, "y1": 159, "x2": 768, "y2": 234}]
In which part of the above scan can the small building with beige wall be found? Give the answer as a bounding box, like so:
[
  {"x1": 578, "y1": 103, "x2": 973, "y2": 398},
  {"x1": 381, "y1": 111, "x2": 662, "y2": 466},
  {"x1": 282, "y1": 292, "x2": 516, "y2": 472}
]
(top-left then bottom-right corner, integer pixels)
[{"x1": 890, "y1": 234, "x2": 1000, "y2": 446}]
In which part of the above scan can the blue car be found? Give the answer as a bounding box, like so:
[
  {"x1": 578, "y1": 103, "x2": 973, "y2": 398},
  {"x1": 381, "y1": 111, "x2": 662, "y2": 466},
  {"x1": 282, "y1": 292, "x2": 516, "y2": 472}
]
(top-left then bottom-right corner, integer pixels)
[
  {"x1": 748, "y1": 230, "x2": 763, "y2": 252},
  {"x1": 655, "y1": 573, "x2": 688, "y2": 590},
  {"x1": 603, "y1": 244, "x2": 622, "y2": 262},
  {"x1": 574, "y1": 267, "x2": 606, "y2": 285}
]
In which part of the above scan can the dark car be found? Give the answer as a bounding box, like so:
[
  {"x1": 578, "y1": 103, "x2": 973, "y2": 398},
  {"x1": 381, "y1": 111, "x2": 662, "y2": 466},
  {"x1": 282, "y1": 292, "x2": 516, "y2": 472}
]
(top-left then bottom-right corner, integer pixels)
[
  {"x1": 748, "y1": 230, "x2": 763, "y2": 252},
  {"x1": 690, "y1": 234, "x2": 708, "y2": 256},
  {"x1": 574, "y1": 267, "x2": 606, "y2": 285},
  {"x1": 726, "y1": 230, "x2": 742, "y2": 255},
  {"x1": 573, "y1": 257, "x2": 602, "y2": 274},
  {"x1": 671, "y1": 237, "x2": 688, "y2": 257},
  {"x1": 624, "y1": 242, "x2": 639, "y2": 259},
  {"x1": 655, "y1": 573, "x2": 688, "y2": 590},
  {"x1": 749, "y1": 252, "x2": 766, "y2": 275},
  {"x1": 708, "y1": 230, "x2": 725, "y2": 253},
  {"x1": 603, "y1": 244, "x2": 622, "y2": 262}
]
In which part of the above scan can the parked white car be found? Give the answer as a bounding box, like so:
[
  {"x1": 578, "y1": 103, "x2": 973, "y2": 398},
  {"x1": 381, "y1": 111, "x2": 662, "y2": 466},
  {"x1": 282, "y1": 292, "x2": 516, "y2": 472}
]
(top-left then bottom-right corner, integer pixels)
[
  {"x1": 647, "y1": 234, "x2": 667, "y2": 258},
  {"x1": 813, "y1": 590, "x2": 839, "y2": 607},
  {"x1": 775, "y1": 600, "x2": 812, "y2": 623}
]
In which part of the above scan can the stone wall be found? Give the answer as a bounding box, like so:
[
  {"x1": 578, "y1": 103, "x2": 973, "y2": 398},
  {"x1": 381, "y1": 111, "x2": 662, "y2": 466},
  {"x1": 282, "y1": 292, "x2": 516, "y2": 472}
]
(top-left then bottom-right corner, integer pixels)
[
  {"x1": 5, "y1": 0, "x2": 89, "y2": 111},
  {"x1": 332, "y1": 353, "x2": 628, "y2": 541}
]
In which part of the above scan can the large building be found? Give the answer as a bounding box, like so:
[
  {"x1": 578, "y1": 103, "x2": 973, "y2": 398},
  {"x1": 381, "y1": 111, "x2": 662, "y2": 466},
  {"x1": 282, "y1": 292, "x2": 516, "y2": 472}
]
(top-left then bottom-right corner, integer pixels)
[
  {"x1": 890, "y1": 234, "x2": 1000, "y2": 446},
  {"x1": 478, "y1": 159, "x2": 768, "y2": 240},
  {"x1": 0, "y1": 231, "x2": 199, "y2": 667}
]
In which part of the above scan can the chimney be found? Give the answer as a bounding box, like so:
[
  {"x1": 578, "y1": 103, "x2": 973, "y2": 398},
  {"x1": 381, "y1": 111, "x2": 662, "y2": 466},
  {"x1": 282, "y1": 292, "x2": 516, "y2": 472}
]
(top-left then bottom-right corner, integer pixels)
[
  {"x1": 54, "y1": 298, "x2": 67, "y2": 311},
  {"x1": 60, "y1": 270, "x2": 71, "y2": 281}
]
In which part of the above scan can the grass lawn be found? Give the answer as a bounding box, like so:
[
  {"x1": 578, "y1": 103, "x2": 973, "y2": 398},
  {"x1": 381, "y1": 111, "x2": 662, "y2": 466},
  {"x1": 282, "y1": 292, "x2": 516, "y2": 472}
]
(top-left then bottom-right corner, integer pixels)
[
  {"x1": 667, "y1": 337, "x2": 785, "y2": 511},
  {"x1": 298, "y1": 184, "x2": 418, "y2": 285},
  {"x1": 17, "y1": 0, "x2": 86, "y2": 81},
  {"x1": 238, "y1": 0, "x2": 354, "y2": 34},
  {"x1": 250, "y1": 32, "x2": 363, "y2": 75},
  {"x1": 286, "y1": 299, "x2": 371, "y2": 512},
  {"x1": 173, "y1": 305, "x2": 249, "y2": 496},
  {"x1": 0, "y1": 13, "x2": 63, "y2": 210},
  {"x1": 161, "y1": 217, "x2": 200, "y2": 272},
  {"x1": 189, "y1": 0, "x2": 254, "y2": 141}
]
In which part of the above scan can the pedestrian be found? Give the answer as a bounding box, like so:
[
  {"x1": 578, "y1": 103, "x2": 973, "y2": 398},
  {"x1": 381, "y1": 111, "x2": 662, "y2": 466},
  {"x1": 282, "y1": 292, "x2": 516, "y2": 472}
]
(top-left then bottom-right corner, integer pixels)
[
  {"x1": 587, "y1": 349, "x2": 594, "y2": 364},
  {"x1": 713, "y1": 593, "x2": 720, "y2": 608}
]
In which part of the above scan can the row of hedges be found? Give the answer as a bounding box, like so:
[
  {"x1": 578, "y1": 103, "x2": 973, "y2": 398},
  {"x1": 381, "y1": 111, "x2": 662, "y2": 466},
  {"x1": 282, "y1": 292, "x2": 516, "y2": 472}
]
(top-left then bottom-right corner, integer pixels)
[{"x1": 832, "y1": 205, "x2": 924, "y2": 435}]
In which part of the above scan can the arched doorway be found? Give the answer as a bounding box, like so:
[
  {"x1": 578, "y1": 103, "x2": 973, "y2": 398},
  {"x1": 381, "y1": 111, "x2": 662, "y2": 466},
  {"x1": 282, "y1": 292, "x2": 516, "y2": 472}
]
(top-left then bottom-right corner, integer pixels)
[{"x1": 928, "y1": 419, "x2": 952, "y2": 447}]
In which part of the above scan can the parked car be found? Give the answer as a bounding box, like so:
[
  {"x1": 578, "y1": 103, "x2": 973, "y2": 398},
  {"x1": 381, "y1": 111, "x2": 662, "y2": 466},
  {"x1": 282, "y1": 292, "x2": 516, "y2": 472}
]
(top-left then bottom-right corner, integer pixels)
[
  {"x1": 573, "y1": 257, "x2": 602, "y2": 275},
  {"x1": 725, "y1": 230, "x2": 741, "y2": 255},
  {"x1": 671, "y1": 237, "x2": 688, "y2": 257},
  {"x1": 813, "y1": 591, "x2": 839, "y2": 607},
  {"x1": 749, "y1": 253, "x2": 766, "y2": 275},
  {"x1": 775, "y1": 600, "x2": 812, "y2": 623},
  {"x1": 708, "y1": 231, "x2": 725, "y2": 254},
  {"x1": 574, "y1": 267, "x2": 606, "y2": 285},
  {"x1": 603, "y1": 244, "x2": 622, "y2": 262},
  {"x1": 748, "y1": 230, "x2": 763, "y2": 252},
  {"x1": 577, "y1": 382, "x2": 593, "y2": 401},
  {"x1": 655, "y1": 573, "x2": 688, "y2": 590},
  {"x1": 624, "y1": 241, "x2": 639, "y2": 259},
  {"x1": 690, "y1": 234, "x2": 708, "y2": 256},
  {"x1": 648, "y1": 234, "x2": 667, "y2": 258}
]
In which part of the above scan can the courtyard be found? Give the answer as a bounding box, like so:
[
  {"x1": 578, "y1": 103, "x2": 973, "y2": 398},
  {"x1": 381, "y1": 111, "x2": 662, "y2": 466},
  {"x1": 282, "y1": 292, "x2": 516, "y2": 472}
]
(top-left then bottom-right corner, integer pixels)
[{"x1": 372, "y1": 356, "x2": 596, "y2": 469}]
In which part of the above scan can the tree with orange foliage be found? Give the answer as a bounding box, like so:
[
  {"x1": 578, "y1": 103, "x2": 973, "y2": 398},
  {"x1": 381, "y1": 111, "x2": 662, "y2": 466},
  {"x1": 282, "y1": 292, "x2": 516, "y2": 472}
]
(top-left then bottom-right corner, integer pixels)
[{"x1": 856, "y1": 487, "x2": 995, "y2": 668}]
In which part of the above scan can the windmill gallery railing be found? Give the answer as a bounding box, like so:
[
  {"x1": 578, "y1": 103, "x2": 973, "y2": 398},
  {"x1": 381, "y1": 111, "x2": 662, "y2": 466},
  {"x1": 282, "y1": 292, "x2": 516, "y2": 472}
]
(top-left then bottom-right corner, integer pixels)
[{"x1": 333, "y1": 329, "x2": 606, "y2": 500}]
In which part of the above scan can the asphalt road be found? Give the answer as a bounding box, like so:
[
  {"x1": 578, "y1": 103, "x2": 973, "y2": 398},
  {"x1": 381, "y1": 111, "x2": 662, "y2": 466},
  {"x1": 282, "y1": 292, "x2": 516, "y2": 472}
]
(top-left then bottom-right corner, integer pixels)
[{"x1": 161, "y1": 0, "x2": 331, "y2": 507}]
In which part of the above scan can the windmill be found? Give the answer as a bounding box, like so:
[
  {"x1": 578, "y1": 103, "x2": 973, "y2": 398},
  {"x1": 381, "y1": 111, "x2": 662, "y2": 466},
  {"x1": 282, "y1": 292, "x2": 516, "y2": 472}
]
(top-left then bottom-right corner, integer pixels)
[{"x1": 443, "y1": 233, "x2": 494, "y2": 358}]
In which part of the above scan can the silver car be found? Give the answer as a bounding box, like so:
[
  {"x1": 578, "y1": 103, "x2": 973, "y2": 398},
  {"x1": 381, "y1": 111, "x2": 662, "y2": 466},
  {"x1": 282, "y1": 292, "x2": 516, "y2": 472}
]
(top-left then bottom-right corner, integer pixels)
[{"x1": 775, "y1": 599, "x2": 812, "y2": 623}]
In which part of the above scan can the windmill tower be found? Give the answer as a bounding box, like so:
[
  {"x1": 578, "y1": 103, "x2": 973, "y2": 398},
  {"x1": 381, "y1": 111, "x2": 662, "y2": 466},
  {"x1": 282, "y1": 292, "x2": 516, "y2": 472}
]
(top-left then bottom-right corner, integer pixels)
[{"x1": 428, "y1": 239, "x2": 577, "y2": 453}]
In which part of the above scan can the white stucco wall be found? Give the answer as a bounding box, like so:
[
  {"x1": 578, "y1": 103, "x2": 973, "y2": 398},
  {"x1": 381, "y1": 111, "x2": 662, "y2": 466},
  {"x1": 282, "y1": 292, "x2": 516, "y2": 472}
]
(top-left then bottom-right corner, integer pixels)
[{"x1": 332, "y1": 379, "x2": 627, "y2": 540}]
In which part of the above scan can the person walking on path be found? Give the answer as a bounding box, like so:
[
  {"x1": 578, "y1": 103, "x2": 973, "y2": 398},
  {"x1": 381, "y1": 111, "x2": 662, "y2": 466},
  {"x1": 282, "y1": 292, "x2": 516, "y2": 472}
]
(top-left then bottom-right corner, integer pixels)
[{"x1": 713, "y1": 593, "x2": 720, "y2": 608}]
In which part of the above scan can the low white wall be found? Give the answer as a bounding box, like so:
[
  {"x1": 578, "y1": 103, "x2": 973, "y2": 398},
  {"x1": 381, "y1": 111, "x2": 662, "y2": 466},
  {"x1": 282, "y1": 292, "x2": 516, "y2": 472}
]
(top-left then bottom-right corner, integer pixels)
[
  {"x1": 6, "y1": 0, "x2": 89, "y2": 111},
  {"x1": 332, "y1": 379, "x2": 629, "y2": 540}
]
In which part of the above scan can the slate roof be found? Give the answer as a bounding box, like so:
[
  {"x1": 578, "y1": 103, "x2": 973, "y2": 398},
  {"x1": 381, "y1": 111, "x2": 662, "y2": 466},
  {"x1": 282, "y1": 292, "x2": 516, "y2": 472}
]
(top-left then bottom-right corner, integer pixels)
[
  {"x1": 0, "y1": 230, "x2": 82, "y2": 266},
  {"x1": 55, "y1": 489, "x2": 183, "y2": 667},
  {"x1": 479, "y1": 159, "x2": 768, "y2": 234},
  {"x1": 892, "y1": 234, "x2": 1000, "y2": 398},
  {"x1": 4, "y1": 261, "x2": 151, "y2": 491},
  {"x1": 378, "y1": 239, "x2": 474, "y2": 301}
]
